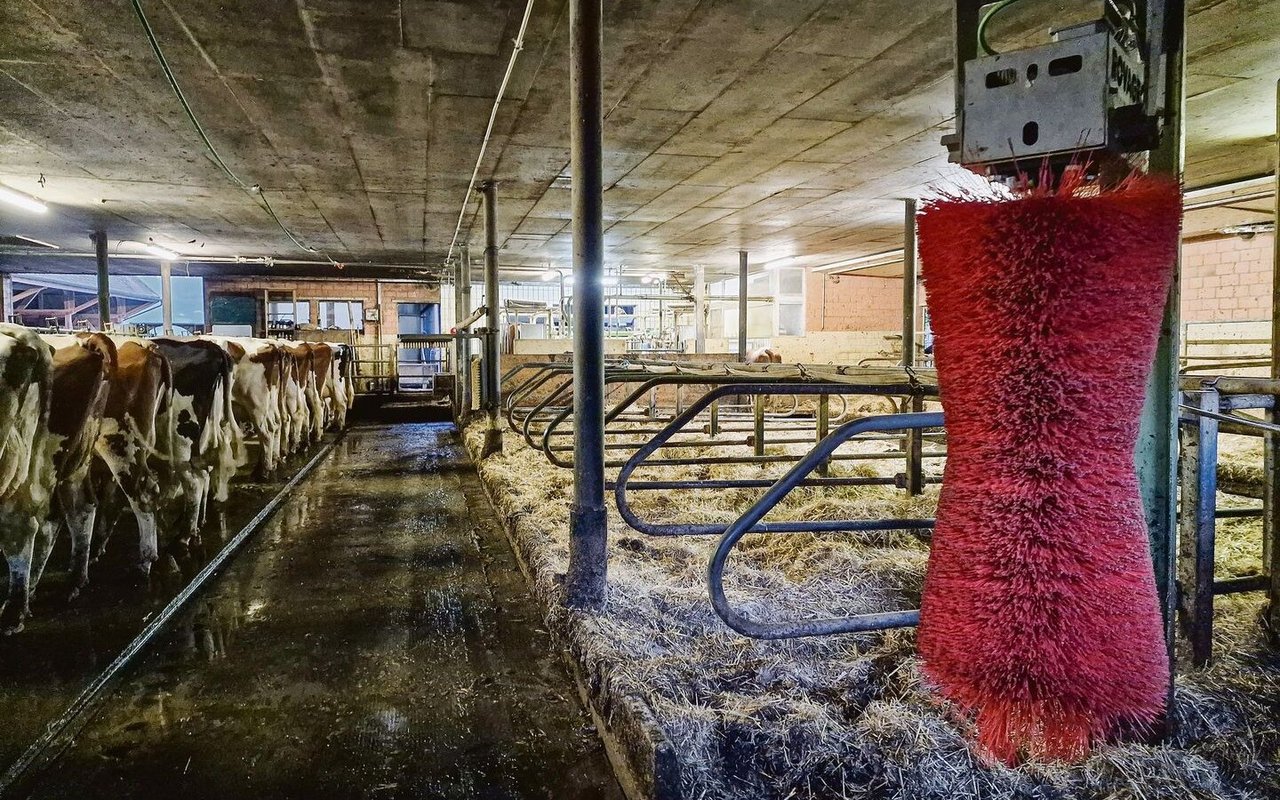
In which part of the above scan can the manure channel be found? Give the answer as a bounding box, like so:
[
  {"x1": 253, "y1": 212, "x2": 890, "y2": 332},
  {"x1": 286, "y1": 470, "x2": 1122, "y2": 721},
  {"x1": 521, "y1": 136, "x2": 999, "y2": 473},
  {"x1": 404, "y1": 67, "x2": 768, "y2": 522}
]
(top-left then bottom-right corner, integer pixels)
[{"x1": 2, "y1": 423, "x2": 620, "y2": 799}]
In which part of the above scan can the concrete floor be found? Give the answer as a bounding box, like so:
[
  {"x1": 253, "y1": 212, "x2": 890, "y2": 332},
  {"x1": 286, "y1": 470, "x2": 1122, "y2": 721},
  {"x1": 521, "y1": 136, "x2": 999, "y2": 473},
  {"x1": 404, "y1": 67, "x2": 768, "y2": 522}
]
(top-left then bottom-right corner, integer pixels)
[{"x1": 17, "y1": 423, "x2": 621, "y2": 800}]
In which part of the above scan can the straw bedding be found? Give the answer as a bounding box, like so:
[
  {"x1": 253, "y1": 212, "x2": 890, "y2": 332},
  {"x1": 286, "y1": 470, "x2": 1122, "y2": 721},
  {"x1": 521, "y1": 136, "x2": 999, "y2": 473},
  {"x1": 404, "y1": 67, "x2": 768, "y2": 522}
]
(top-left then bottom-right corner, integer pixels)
[{"x1": 466, "y1": 423, "x2": 1278, "y2": 800}]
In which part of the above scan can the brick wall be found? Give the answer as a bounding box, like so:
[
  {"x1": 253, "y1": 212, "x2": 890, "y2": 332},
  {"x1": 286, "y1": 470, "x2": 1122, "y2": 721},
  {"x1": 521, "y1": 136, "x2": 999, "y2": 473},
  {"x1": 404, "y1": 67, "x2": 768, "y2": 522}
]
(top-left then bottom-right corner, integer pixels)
[
  {"x1": 1180, "y1": 234, "x2": 1273, "y2": 323},
  {"x1": 806, "y1": 271, "x2": 903, "y2": 331},
  {"x1": 202, "y1": 277, "x2": 439, "y2": 339}
]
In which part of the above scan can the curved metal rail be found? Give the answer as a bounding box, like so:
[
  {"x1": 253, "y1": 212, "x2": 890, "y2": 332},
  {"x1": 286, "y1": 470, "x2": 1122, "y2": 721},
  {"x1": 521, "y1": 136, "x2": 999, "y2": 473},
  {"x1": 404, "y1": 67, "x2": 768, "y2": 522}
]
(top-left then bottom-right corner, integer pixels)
[
  {"x1": 707, "y1": 412, "x2": 944, "y2": 639},
  {"x1": 614, "y1": 383, "x2": 940, "y2": 536}
]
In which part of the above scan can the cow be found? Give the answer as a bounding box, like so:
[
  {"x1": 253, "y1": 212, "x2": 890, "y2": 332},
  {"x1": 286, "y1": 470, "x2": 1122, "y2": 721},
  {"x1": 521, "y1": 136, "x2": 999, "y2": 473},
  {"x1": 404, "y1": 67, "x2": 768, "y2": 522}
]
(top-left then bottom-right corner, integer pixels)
[
  {"x1": 745, "y1": 347, "x2": 783, "y2": 364},
  {"x1": 203, "y1": 337, "x2": 285, "y2": 477},
  {"x1": 300, "y1": 342, "x2": 333, "y2": 443},
  {"x1": 323, "y1": 343, "x2": 354, "y2": 429},
  {"x1": 153, "y1": 338, "x2": 240, "y2": 548},
  {"x1": 0, "y1": 324, "x2": 56, "y2": 633},
  {"x1": 34, "y1": 333, "x2": 116, "y2": 600},
  {"x1": 278, "y1": 341, "x2": 312, "y2": 453},
  {"x1": 91, "y1": 336, "x2": 174, "y2": 577}
]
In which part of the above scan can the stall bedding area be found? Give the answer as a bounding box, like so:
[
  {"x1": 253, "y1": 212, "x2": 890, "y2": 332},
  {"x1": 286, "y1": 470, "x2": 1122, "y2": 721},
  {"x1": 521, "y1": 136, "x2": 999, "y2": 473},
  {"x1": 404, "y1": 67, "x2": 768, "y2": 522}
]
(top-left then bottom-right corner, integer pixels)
[{"x1": 465, "y1": 423, "x2": 1279, "y2": 800}]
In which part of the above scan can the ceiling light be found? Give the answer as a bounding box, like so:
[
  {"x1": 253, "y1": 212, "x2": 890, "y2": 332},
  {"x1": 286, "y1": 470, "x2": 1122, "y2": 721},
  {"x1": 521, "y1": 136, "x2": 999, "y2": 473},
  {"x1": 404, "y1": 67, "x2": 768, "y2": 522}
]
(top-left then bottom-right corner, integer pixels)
[
  {"x1": 640, "y1": 275, "x2": 653, "y2": 284},
  {"x1": 143, "y1": 243, "x2": 180, "y2": 260},
  {"x1": 602, "y1": 275, "x2": 619, "y2": 287},
  {"x1": 12, "y1": 234, "x2": 58, "y2": 249},
  {"x1": 0, "y1": 186, "x2": 48, "y2": 214},
  {"x1": 1219, "y1": 222, "x2": 1275, "y2": 239},
  {"x1": 542, "y1": 269, "x2": 560, "y2": 281}
]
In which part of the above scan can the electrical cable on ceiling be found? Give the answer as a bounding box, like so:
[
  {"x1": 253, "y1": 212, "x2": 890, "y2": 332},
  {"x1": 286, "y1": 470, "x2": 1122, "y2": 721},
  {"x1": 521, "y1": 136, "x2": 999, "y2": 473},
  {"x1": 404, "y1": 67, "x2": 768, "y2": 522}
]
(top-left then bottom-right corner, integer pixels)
[
  {"x1": 129, "y1": 0, "x2": 337, "y2": 263},
  {"x1": 444, "y1": 0, "x2": 537, "y2": 268}
]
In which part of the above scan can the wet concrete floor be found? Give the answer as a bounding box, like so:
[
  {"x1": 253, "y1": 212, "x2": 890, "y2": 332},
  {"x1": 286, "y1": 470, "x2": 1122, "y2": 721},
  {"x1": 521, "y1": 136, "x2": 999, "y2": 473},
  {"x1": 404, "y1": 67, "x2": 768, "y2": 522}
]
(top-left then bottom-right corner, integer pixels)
[{"x1": 14, "y1": 423, "x2": 622, "y2": 799}]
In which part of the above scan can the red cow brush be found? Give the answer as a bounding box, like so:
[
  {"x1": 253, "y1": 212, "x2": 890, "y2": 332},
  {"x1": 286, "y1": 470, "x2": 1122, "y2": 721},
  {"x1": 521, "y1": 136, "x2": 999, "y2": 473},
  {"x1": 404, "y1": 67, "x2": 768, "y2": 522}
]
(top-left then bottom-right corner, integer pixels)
[{"x1": 915, "y1": 173, "x2": 1182, "y2": 764}]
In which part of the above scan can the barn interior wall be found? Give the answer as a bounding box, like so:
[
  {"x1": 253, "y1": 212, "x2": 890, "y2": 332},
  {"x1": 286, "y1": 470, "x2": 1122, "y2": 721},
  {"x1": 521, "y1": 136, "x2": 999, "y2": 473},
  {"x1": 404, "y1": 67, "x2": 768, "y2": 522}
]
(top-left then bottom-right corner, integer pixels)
[
  {"x1": 1180, "y1": 233, "x2": 1274, "y2": 323},
  {"x1": 200, "y1": 276, "x2": 440, "y2": 341}
]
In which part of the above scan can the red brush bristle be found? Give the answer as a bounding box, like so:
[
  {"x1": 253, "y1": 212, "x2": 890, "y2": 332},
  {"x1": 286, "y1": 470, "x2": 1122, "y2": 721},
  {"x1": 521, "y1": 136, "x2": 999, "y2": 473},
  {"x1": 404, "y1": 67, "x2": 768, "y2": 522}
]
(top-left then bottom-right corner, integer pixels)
[{"x1": 915, "y1": 174, "x2": 1182, "y2": 765}]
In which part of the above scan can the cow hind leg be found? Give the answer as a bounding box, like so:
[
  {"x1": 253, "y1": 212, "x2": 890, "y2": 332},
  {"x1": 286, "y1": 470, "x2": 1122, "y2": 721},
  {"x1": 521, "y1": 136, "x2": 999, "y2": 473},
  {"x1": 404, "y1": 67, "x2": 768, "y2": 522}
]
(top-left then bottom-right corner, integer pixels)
[
  {"x1": 1, "y1": 525, "x2": 36, "y2": 634},
  {"x1": 60, "y1": 480, "x2": 97, "y2": 599},
  {"x1": 133, "y1": 506, "x2": 159, "y2": 577},
  {"x1": 30, "y1": 518, "x2": 61, "y2": 592},
  {"x1": 66, "y1": 506, "x2": 97, "y2": 600}
]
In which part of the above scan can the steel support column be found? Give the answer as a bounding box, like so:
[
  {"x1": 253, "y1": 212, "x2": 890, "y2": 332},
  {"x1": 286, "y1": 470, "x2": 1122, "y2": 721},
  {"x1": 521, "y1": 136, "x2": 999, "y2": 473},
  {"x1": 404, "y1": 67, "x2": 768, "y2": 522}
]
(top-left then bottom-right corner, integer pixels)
[
  {"x1": 160, "y1": 261, "x2": 173, "y2": 335},
  {"x1": 693, "y1": 263, "x2": 706, "y2": 355},
  {"x1": 737, "y1": 250, "x2": 748, "y2": 358},
  {"x1": 461, "y1": 249, "x2": 474, "y2": 415},
  {"x1": 91, "y1": 231, "x2": 110, "y2": 330},
  {"x1": 479, "y1": 180, "x2": 503, "y2": 457},
  {"x1": 1135, "y1": 0, "x2": 1185, "y2": 681},
  {"x1": 454, "y1": 254, "x2": 472, "y2": 422},
  {"x1": 1266, "y1": 77, "x2": 1280, "y2": 637},
  {"x1": 564, "y1": 0, "x2": 607, "y2": 609},
  {"x1": 902, "y1": 199, "x2": 918, "y2": 369},
  {"x1": 1179, "y1": 387, "x2": 1219, "y2": 666},
  {"x1": 902, "y1": 199, "x2": 924, "y2": 495},
  {"x1": 1, "y1": 274, "x2": 13, "y2": 323}
]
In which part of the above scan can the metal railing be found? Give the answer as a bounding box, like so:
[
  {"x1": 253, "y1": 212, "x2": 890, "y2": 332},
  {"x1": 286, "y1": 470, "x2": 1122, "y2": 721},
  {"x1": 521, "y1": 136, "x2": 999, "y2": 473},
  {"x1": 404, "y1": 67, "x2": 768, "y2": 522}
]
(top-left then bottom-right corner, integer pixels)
[
  {"x1": 613, "y1": 383, "x2": 941, "y2": 536},
  {"x1": 1177, "y1": 375, "x2": 1277, "y2": 666},
  {"x1": 708, "y1": 411, "x2": 944, "y2": 639}
]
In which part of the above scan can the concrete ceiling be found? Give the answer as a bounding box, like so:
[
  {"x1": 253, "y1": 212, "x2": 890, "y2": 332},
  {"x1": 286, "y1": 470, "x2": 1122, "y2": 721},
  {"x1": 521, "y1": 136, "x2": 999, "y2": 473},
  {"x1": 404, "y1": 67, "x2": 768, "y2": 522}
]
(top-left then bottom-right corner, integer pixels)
[{"x1": 0, "y1": 0, "x2": 1276, "y2": 281}]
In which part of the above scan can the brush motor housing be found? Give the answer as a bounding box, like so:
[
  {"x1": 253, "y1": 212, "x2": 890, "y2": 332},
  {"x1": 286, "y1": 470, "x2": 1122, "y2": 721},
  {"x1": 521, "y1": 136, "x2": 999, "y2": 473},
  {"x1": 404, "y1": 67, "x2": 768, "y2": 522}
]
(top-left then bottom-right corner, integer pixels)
[{"x1": 946, "y1": 19, "x2": 1159, "y2": 179}]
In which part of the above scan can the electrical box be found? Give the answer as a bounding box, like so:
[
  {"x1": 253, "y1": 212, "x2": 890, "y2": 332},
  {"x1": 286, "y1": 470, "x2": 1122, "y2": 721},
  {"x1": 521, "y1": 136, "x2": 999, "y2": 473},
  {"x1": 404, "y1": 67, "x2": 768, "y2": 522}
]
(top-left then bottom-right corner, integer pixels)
[{"x1": 950, "y1": 20, "x2": 1157, "y2": 176}]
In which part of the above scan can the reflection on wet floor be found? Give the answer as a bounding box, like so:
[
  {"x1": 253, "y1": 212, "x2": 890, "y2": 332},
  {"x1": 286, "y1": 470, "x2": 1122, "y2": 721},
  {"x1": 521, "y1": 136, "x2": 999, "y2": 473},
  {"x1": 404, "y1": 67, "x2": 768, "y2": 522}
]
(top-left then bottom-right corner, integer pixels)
[{"x1": 17, "y1": 423, "x2": 621, "y2": 800}]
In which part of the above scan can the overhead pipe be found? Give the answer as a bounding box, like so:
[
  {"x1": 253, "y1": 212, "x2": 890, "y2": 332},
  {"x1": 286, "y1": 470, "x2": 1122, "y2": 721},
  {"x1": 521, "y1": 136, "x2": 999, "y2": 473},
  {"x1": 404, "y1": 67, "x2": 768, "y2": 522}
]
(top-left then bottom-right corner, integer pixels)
[
  {"x1": 444, "y1": 0, "x2": 537, "y2": 266},
  {"x1": 564, "y1": 0, "x2": 608, "y2": 610}
]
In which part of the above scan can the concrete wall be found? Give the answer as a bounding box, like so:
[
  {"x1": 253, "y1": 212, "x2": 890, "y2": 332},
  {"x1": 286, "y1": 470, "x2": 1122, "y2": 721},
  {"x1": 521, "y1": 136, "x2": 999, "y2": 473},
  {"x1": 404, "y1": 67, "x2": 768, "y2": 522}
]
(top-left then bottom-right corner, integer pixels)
[{"x1": 1181, "y1": 233, "x2": 1274, "y2": 323}]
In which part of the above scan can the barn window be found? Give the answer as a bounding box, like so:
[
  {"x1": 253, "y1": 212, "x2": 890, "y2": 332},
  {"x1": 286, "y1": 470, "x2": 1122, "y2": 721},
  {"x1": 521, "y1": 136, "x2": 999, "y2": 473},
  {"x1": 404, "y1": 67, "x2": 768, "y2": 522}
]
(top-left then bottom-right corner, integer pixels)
[{"x1": 318, "y1": 300, "x2": 365, "y2": 330}]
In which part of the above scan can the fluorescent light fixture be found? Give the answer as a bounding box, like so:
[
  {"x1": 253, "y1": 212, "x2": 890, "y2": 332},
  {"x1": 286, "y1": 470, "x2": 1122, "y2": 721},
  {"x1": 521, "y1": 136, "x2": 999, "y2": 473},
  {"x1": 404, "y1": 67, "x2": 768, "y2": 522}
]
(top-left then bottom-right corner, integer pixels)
[
  {"x1": 1183, "y1": 175, "x2": 1273, "y2": 200},
  {"x1": 143, "y1": 243, "x2": 180, "y2": 260},
  {"x1": 640, "y1": 275, "x2": 654, "y2": 284},
  {"x1": 12, "y1": 234, "x2": 59, "y2": 249},
  {"x1": 0, "y1": 186, "x2": 48, "y2": 214},
  {"x1": 812, "y1": 248, "x2": 906, "y2": 273},
  {"x1": 602, "y1": 275, "x2": 619, "y2": 287}
]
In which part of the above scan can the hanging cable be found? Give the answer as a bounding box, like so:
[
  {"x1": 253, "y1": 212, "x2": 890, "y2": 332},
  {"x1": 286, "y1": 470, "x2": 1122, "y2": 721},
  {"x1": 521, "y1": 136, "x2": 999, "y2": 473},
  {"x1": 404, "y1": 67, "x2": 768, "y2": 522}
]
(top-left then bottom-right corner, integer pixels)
[
  {"x1": 129, "y1": 0, "x2": 337, "y2": 263},
  {"x1": 976, "y1": 0, "x2": 1026, "y2": 56},
  {"x1": 444, "y1": 0, "x2": 537, "y2": 267}
]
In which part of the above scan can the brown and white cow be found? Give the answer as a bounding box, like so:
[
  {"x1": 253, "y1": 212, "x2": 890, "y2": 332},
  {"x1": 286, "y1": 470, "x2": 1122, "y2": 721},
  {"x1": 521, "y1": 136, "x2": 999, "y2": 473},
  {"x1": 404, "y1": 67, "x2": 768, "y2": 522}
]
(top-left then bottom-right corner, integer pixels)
[
  {"x1": 34, "y1": 333, "x2": 116, "y2": 600},
  {"x1": 153, "y1": 338, "x2": 240, "y2": 544},
  {"x1": 203, "y1": 337, "x2": 284, "y2": 476},
  {"x1": 323, "y1": 343, "x2": 354, "y2": 430},
  {"x1": 92, "y1": 336, "x2": 174, "y2": 576},
  {"x1": 278, "y1": 341, "x2": 312, "y2": 453},
  {"x1": 745, "y1": 347, "x2": 783, "y2": 364},
  {"x1": 297, "y1": 342, "x2": 333, "y2": 443},
  {"x1": 0, "y1": 324, "x2": 56, "y2": 633}
]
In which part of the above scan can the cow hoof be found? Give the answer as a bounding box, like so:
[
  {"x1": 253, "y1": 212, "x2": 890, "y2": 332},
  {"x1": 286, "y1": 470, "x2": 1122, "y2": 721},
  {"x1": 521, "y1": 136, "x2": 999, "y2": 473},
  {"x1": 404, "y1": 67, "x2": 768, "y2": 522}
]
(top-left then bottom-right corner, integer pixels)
[{"x1": 2, "y1": 622, "x2": 24, "y2": 636}]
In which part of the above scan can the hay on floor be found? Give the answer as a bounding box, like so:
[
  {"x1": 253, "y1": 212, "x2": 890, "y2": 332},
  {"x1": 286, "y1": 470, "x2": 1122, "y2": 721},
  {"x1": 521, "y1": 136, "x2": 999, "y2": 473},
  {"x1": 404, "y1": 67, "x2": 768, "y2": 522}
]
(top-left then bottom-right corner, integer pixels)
[{"x1": 467, "y1": 420, "x2": 1279, "y2": 800}]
